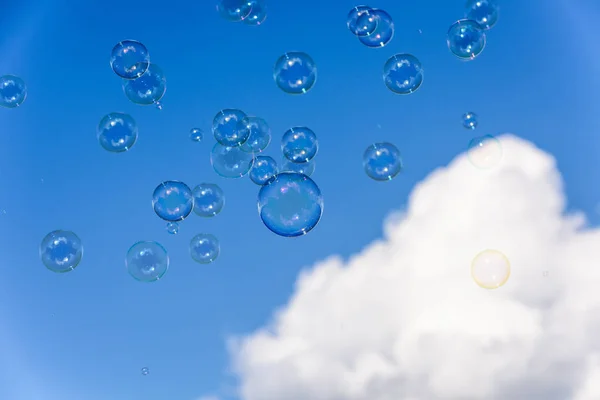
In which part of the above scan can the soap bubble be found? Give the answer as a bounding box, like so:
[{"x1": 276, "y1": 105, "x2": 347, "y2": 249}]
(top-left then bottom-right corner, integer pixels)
[
  {"x1": 239, "y1": 116, "x2": 271, "y2": 153},
  {"x1": 192, "y1": 183, "x2": 225, "y2": 217},
  {"x1": 97, "y1": 112, "x2": 138, "y2": 153},
  {"x1": 357, "y1": 9, "x2": 394, "y2": 48},
  {"x1": 212, "y1": 109, "x2": 249, "y2": 146},
  {"x1": 462, "y1": 112, "x2": 478, "y2": 129},
  {"x1": 141, "y1": 367, "x2": 149, "y2": 375},
  {"x1": 190, "y1": 234, "x2": 220, "y2": 264},
  {"x1": 190, "y1": 128, "x2": 203, "y2": 142},
  {"x1": 347, "y1": 5, "x2": 377, "y2": 37},
  {"x1": 383, "y1": 54, "x2": 423, "y2": 95},
  {"x1": 110, "y1": 40, "x2": 150, "y2": 80},
  {"x1": 250, "y1": 156, "x2": 279, "y2": 185},
  {"x1": 273, "y1": 52, "x2": 317, "y2": 95},
  {"x1": 244, "y1": 0, "x2": 267, "y2": 25},
  {"x1": 125, "y1": 241, "x2": 169, "y2": 282},
  {"x1": 471, "y1": 249, "x2": 510, "y2": 289},
  {"x1": 447, "y1": 19, "x2": 486, "y2": 60},
  {"x1": 39, "y1": 230, "x2": 83, "y2": 273},
  {"x1": 281, "y1": 127, "x2": 318, "y2": 163},
  {"x1": 363, "y1": 142, "x2": 402, "y2": 181},
  {"x1": 152, "y1": 181, "x2": 194, "y2": 222},
  {"x1": 122, "y1": 63, "x2": 166, "y2": 107},
  {"x1": 465, "y1": 0, "x2": 499, "y2": 30},
  {"x1": 0, "y1": 75, "x2": 27, "y2": 108},
  {"x1": 281, "y1": 158, "x2": 315, "y2": 177},
  {"x1": 467, "y1": 135, "x2": 502, "y2": 169},
  {"x1": 258, "y1": 172, "x2": 324, "y2": 237},
  {"x1": 217, "y1": 0, "x2": 253, "y2": 21},
  {"x1": 166, "y1": 222, "x2": 179, "y2": 234},
  {"x1": 210, "y1": 143, "x2": 255, "y2": 178}
]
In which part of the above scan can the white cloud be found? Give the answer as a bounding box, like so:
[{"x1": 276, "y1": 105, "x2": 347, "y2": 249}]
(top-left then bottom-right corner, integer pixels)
[
  {"x1": 195, "y1": 396, "x2": 220, "y2": 400},
  {"x1": 227, "y1": 134, "x2": 600, "y2": 400}
]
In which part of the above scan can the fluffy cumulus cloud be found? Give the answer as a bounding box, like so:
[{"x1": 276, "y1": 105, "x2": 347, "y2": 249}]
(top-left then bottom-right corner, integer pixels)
[{"x1": 227, "y1": 134, "x2": 600, "y2": 400}]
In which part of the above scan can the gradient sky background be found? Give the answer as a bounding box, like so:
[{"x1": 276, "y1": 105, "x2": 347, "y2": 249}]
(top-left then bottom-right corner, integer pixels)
[{"x1": 0, "y1": 0, "x2": 598, "y2": 399}]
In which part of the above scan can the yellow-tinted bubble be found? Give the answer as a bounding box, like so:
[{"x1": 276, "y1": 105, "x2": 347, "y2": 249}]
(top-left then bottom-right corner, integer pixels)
[{"x1": 471, "y1": 249, "x2": 510, "y2": 289}]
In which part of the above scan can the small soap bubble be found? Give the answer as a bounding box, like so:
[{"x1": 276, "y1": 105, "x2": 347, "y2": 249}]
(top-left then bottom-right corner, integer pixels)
[
  {"x1": 273, "y1": 52, "x2": 317, "y2": 95},
  {"x1": 125, "y1": 241, "x2": 169, "y2": 282},
  {"x1": 213, "y1": 109, "x2": 249, "y2": 146},
  {"x1": 447, "y1": 19, "x2": 486, "y2": 60},
  {"x1": 467, "y1": 135, "x2": 502, "y2": 169},
  {"x1": 383, "y1": 54, "x2": 424, "y2": 95},
  {"x1": 152, "y1": 181, "x2": 194, "y2": 222},
  {"x1": 281, "y1": 158, "x2": 315, "y2": 177},
  {"x1": 471, "y1": 249, "x2": 510, "y2": 289},
  {"x1": 166, "y1": 222, "x2": 179, "y2": 235},
  {"x1": 363, "y1": 142, "x2": 402, "y2": 181},
  {"x1": 543, "y1": 270, "x2": 549, "y2": 277},
  {"x1": 122, "y1": 63, "x2": 166, "y2": 106},
  {"x1": 347, "y1": 5, "x2": 377, "y2": 37},
  {"x1": 250, "y1": 156, "x2": 279, "y2": 185},
  {"x1": 281, "y1": 127, "x2": 318, "y2": 163},
  {"x1": 244, "y1": 0, "x2": 267, "y2": 25},
  {"x1": 141, "y1": 367, "x2": 149, "y2": 375},
  {"x1": 190, "y1": 233, "x2": 220, "y2": 264},
  {"x1": 210, "y1": 143, "x2": 255, "y2": 178},
  {"x1": 190, "y1": 128, "x2": 203, "y2": 142},
  {"x1": 357, "y1": 9, "x2": 394, "y2": 48},
  {"x1": 217, "y1": 0, "x2": 253, "y2": 21},
  {"x1": 258, "y1": 172, "x2": 324, "y2": 237},
  {"x1": 39, "y1": 230, "x2": 83, "y2": 273},
  {"x1": 192, "y1": 183, "x2": 225, "y2": 217},
  {"x1": 0, "y1": 75, "x2": 27, "y2": 108},
  {"x1": 462, "y1": 112, "x2": 478, "y2": 129},
  {"x1": 465, "y1": 0, "x2": 499, "y2": 30},
  {"x1": 110, "y1": 40, "x2": 150, "y2": 80},
  {"x1": 97, "y1": 112, "x2": 138, "y2": 153},
  {"x1": 239, "y1": 116, "x2": 271, "y2": 153}
]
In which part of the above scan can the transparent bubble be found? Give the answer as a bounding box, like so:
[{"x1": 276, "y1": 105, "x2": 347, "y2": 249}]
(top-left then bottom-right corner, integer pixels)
[
  {"x1": 152, "y1": 181, "x2": 194, "y2": 222},
  {"x1": 125, "y1": 241, "x2": 169, "y2": 282},
  {"x1": 462, "y1": 112, "x2": 478, "y2": 129},
  {"x1": 210, "y1": 143, "x2": 255, "y2": 178},
  {"x1": 363, "y1": 142, "x2": 402, "y2": 181},
  {"x1": 281, "y1": 158, "x2": 315, "y2": 177},
  {"x1": 190, "y1": 233, "x2": 220, "y2": 264},
  {"x1": 141, "y1": 367, "x2": 149, "y2": 375},
  {"x1": 357, "y1": 9, "x2": 394, "y2": 48},
  {"x1": 347, "y1": 5, "x2": 377, "y2": 37},
  {"x1": 244, "y1": 0, "x2": 267, "y2": 25},
  {"x1": 109, "y1": 40, "x2": 150, "y2": 80},
  {"x1": 467, "y1": 135, "x2": 502, "y2": 169},
  {"x1": 166, "y1": 222, "x2": 179, "y2": 235},
  {"x1": 39, "y1": 230, "x2": 83, "y2": 273},
  {"x1": 212, "y1": 109, "x2": 249, "y2": 146},
  {"x1": 383, "y1": 54, "x2": 423, "y2": 95},
  {"x1": 465, "y1": 0, "x2": 499, "y2": 30},
  {"x1": 192, "y1": 183, "x2": 225, "y2": 217},
  {"x1": 250, "y1": 156, "x2": 279, "y2": 185},
  {"x1": 471, "y1": 249, "x2": 510, "y2": 289},
  {"x1": 190, "y1": 128, "x2": 203, "y2": 142},
  {"x1": 217, "y1": 0, "x2": 252, "y2": 21},
  {"x1": 97, "y1": 112, "x2": 138, "y2": 153},
  {"x1": 122, "y1": 63, "x2": 166, "y2": 106},
  {"x1": 258, "y1": 172, "x2": 324, "y2": 237},
  {"x1": 447, "y1": 19, "x2": 486, "y2": 60},
  {"x1": 281, "y1": 127, "x2": 318, "y2": 163},
  {"x1": 239, "y1": 116, "x2": 271, "y2": 153},
  {"x1": 0, "y1": 75, "x2": 27, "y2": 108},
  {"x1": 273, "y1": 52, "x2": 317, "y2": 95}
]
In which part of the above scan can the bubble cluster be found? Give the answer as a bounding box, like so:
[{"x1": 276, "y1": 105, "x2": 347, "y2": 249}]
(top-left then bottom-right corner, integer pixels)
[{"x1": 39, "y1": 230, "x2": 83, "y2": 273}]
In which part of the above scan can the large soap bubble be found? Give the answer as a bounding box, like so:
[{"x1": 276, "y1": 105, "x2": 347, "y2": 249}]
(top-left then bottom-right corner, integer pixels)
[
  {"x1": 125, "y1": 241, "x2": 169, "y2": 282},
  {"x1": 39, "y1": 230, "x2": 83, "y2": 273},
  {"x1": 110, "y1": 40, "x2": 150, "y2": 80},
  {"x1": 97, "y1": 112, "x2": 138, "y2": 153},
  {"x1": 0, "y1": 75, "x2": 27, "y2": 108},
  {"x1": 122, "y1": 63, "x2": 166, "y2": 108}
]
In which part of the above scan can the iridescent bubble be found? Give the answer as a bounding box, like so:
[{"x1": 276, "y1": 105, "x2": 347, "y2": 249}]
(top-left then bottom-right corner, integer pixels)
[
  {"x1": 212, "y1": 109, "x2": 249, "y2": 146},
  {"x1": 462, "y1": 112, "x2": 478, "y2": 129},
  {"x1": 190, "y1": 234, "x2": 220, "y2": 264},
  {"x1": 217, "y1": 0, "x2": 252, "y2": 21},
  {"x1": 109, "y1": 40, "x2": 150, "y2": 80},
  {"x1": 192, "y1": 183, "x2": 225, "y2": 217},
  {"x1": 273, "y1": 52, "x2": 317, "y2": 95},
  {"x1": 281, "y1": 158, "x2": 315, "y2": 177},
  {"x1": 447, "y1": 19, "x2": 486, "y2": 60},
  {"x1": 363, "y1": 142, "x2": 403, "y2": 181},
  {"x1": 258, "y1": 172, "x2": 324, "y2": 237},
  {"x1": 152, "y1": 181, "x2": 194, "y2": 222},
  {"x1": 141, "y1": 367, "x2": 149, "y2": 376},
  {"x1": 467, "y1": 135, "x2": 502, "y2": 169},
  {"x1": 357, "y1": 9, "x2": 394, "y2": 48},
  {"x1": 466, "y1": 0, "x2": 499, "y2": 30},
  {"x1": 239, "y1": 116, "x2": 271, "y2": 153},
  {"x1": 166, "y1": 222, "x2": 179, "y2": 235},
  {"x1": 125, "y1": 241, "x2": 169, "y2": 282},
  {"x1": 39, "y1": 230, "x2": 83, "y2": 273},
  {"x1": 210, "y1": 143, "x2": 255, "y2": 178},
  {"x1": 383, "y1": 54, "x2": 423, "y2": 95},
  {"x1": 249, "y1": 156, "x2": 279, "y2": 185},
  {"x1": 190, "y1": 128, "x2": 203, "y2": 142},
  {"x1": 0, "y1": 75, "x2": 27, "y2": 108},
  {"x1": 97, "y1": 112, "x2": 138, "y2": 153},
  {"x1": 471, "y1": 249, "x2": 510, "y2": 289},
  {"x1": 122, "y1": 63, "x2": 167, "y2": 107},
  {"x1": 281, "y1": 127, "x2": 318, "y2": 163},
  {"x1": 244, "y1": 0, "x2": 267, "y2": 25},
  {"x1": 347, "y1": 5, "x2": 377, "y2": 37}
]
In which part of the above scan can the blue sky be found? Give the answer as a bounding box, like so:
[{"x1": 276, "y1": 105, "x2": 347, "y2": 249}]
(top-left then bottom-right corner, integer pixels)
[{"x1": 0, "y1": 0, "x2": 598, "y2": 399}]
